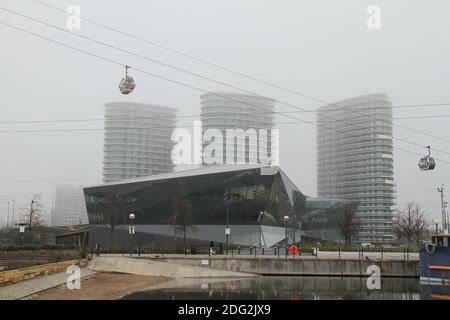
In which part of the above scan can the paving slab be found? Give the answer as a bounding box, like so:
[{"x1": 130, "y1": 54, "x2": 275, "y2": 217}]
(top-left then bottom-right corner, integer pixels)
[{"x1": 0, "y1": 268, "x2": 96, "y2": 300}]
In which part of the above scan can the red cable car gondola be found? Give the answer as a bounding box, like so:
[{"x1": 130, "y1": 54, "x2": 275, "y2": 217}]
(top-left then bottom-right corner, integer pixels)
[
  {"x1": 418, "y1": 146, "x2": 436, "y2": 171},
  {"x1": 119, "y1": 66, "x2": 136, "y2": 94}
]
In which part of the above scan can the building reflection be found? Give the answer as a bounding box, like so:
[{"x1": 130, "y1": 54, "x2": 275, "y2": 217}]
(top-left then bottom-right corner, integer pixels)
[{"x1": 122, "y1": 276, "x2": 420, "y2": 300}]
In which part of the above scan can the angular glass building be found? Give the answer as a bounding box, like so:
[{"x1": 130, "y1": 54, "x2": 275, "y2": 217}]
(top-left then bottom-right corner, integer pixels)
[
  {"x1": 84, "y1": 165, "x2": 357, "y2": 247},
  {"x1": 302, "y1": 197, "x2": 359, "y2": 243}
]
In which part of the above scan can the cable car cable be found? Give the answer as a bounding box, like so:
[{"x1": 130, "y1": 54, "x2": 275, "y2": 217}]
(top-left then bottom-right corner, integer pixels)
[
  {"x1": 26, "y1": 0, "x2": 450, "y2": 112},
  {"x1": 1, "y1": 5, "x2": 448, "y2": 154},
  {"x1": 1, "y1": 18, "x2": 449, "y2": 165},
  {"x1": 4, "y1": 112, "x2": 450, "y2": 125},
  {"x1": 393, "y1": 123, "x2": 450, "y2": 144}
]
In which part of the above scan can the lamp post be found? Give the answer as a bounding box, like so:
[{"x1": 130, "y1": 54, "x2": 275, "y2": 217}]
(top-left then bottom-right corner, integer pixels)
[
  {"x1": 438, "y1": 184, "x2": 446, "y2": 232},
  {"x1": 128, "y1": 213, "x2": 135, "y2": 256},
  {"x1": 292, "y1": 209, "x2": 296, "y2": 246},
  {"x1": 434, "y1": 219, "x2": 440, "y2": 234},
  {"x1": 284, "y1": 215, "x2": 289, "y2": 259},
  {"x1": 298, "y1": 218, "x2": 302, "y2": 247},
  {"x1": 446, "y1": 201, "x2": 449, "y2": 234},
  {"x1": 7, "y1": 199, "x2": 16, "y2": 228},
  {"x1": 93, "y1": 199, "x2": 98, "y2": 251},
  {"x1": 258, "y1": 211, "x2": 264, "y2": 248},
  {"x1": 29, "y1": 199, "x2": 34, "y2": 232},
  {"x1": 0, "y1": 200, "x2": 10, "y2": 229},
  {"x1": 224, "y1": 190, "x2": 230, "y2": 255}
]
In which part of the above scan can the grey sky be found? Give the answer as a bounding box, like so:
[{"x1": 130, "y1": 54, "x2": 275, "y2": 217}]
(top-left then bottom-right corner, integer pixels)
[{"x1": 0, "y1": 0, "x2": 449, "y2": 225}]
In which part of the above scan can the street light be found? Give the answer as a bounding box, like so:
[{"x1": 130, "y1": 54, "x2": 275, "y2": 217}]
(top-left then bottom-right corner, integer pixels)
[
  {"x1": 445, "y1": 201, "x2": 449, "y2": 234},
  {"x1": 284, "y1": 215, "x2": 289, "y2": 259},
  {"x1": 128, "y1": 213, "x2": 135, "y2": 256},
  {"x1": 92, "y1": 198, "x2": 98, "y2": 253},
  {"x1": 258, "y1": 211, "x2": 264, "y2": 247},
  {"x1": 438, "y1": 185, "x2": 446, "y2": 232},
  {"x1": 292, "y1": 209, "x2": 296, "y2": 246},
  {"x1": 3, "y1": 199, "x2": 16, "y2": 228},
  {"x1": 29, "y1": 199, "x2": 35, "y2": 231},
  {"x1": 224, "y1": 190, "x2": 230, "y2": 255},
  {"x1": 0, "y1": 200, "x2": 10, "y2": 229},
  {"x1": 434, "y1": 219, "x2": 440, "y2": 234}
]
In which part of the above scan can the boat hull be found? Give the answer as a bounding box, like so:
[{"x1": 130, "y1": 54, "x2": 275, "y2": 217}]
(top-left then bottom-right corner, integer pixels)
[{"x1": 419, "y1": 244, "x2": 450, "y2": 299}]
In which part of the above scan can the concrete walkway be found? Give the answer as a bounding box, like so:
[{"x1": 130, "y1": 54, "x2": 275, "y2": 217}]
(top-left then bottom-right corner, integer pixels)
[
  {"x1": 88, "y1": 256, "x2": 255, "y2": 278},
  {"x1": 0, "y1": 268, "x2": 96, "y2": 300}
]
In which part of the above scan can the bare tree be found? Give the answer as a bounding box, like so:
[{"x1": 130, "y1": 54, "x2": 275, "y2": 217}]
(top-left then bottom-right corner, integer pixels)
[
  {"x1": 395, "y1": 202, "x2": 428, "y2": 246},
  {"x1": 169, "y1": 196, "x2": 196, "y2": 251},
  {"x1": 413, "y1": 203, "x2": 428, "y2": 246},
  {"x1": 103, "y1": 193, "x2": 125, "y2": 242},
  {"x1": 394, "y1": 203, "x2": 414, "y2": 245},
  {"x1": 336, "y1": 203, "x2": 359, "y2": 245},
  {"x1": 19, "y1": 193, "x2": 44, "y2": 229}
]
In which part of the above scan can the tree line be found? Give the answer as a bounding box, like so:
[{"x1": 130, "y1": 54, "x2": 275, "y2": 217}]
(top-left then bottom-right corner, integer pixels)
[{"x1": 336, "y1": 201, "x2": 430, "y2": 246}]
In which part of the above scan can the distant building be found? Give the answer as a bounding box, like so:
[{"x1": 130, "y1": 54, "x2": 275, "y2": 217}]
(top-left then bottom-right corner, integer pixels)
[
  {"x1": 51, "y1": 185, "x2": 88, "y2": 226},
  {"x1": 40, "y1": 213, "x2": 50, "y2": 226},
  {"x1": 200, "y1": 93, "x2": 275, "y2": 165},
  {"x1": 317, "y1": 93, "x2": 396, "y2": 244},
  {"x1": 103, "y1": 102, "x2": 177, "y2": 183}
]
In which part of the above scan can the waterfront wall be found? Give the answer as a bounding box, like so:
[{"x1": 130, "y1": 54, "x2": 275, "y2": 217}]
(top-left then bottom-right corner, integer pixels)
[
  {"x1": 88, "y1": 256, "x2": 255, "y2": 278},
  {"x1": 0, "y1": 258, "x2": 88, "y2": 286},
  {"x1": 146, "y1": 257, "x2": 419, "y2": 277}
]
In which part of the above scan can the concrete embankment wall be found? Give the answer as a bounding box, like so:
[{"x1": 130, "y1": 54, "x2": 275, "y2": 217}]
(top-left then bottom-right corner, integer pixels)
[
  {"x1": 145, "y1": 257, "x2": 419, "y2": 277},
  {"x1": 89, "y1": 256, "x2": 255, "y2": 278}
]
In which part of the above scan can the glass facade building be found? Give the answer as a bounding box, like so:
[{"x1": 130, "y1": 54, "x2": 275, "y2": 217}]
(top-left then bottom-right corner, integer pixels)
[
  {"x1": 302, "y1": 197, "x2": 359, "y2": 243},
  {"x1": 84, "y1": 165, "x2": 358, "y2": 247}
]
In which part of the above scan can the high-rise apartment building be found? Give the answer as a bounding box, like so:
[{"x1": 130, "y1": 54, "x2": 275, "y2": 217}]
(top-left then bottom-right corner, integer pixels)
[
  {"x1": 317, "y1": 93, "x2": 396, "y2": 244},
  {"x1": 103, "y1": 102, "x2": 177, "y2": 182},
  {"x1": 200, "y1": 92, "x2": 274, "y2": 165},
  {"x1": 51, "y1": 185, "x2": 88, "y2": 226}
]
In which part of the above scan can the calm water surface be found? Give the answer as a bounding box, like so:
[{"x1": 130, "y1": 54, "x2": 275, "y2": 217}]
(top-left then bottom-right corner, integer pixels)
[{"x1": 122, "y1": 276, "x2": 430, "y2": 300}]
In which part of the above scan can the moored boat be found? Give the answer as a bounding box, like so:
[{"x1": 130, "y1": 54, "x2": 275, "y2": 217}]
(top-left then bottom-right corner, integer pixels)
[{"x1": 419, "y1": 233, "x2": 450, "y2": 299}]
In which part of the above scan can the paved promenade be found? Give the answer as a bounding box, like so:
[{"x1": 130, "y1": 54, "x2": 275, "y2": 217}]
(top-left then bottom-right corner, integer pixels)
[{"x1": 0, "y1": 268, "x2": 96, "y2": 300}]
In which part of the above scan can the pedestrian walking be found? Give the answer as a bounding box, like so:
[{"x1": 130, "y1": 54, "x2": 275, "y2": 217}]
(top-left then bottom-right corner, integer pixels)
[{"x1": 209, "y1": 239, "x2": 216, "y2": 255}]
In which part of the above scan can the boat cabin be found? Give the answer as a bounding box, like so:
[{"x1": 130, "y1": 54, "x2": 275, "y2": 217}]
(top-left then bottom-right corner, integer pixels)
[{"x1": 431, "y1": 233, "x2": 450, "y2": 246}]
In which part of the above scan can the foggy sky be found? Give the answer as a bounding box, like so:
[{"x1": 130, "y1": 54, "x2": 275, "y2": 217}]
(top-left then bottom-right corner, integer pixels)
[{"x1": 1, "y1": 0, "x2": 449, "y2": 226}]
